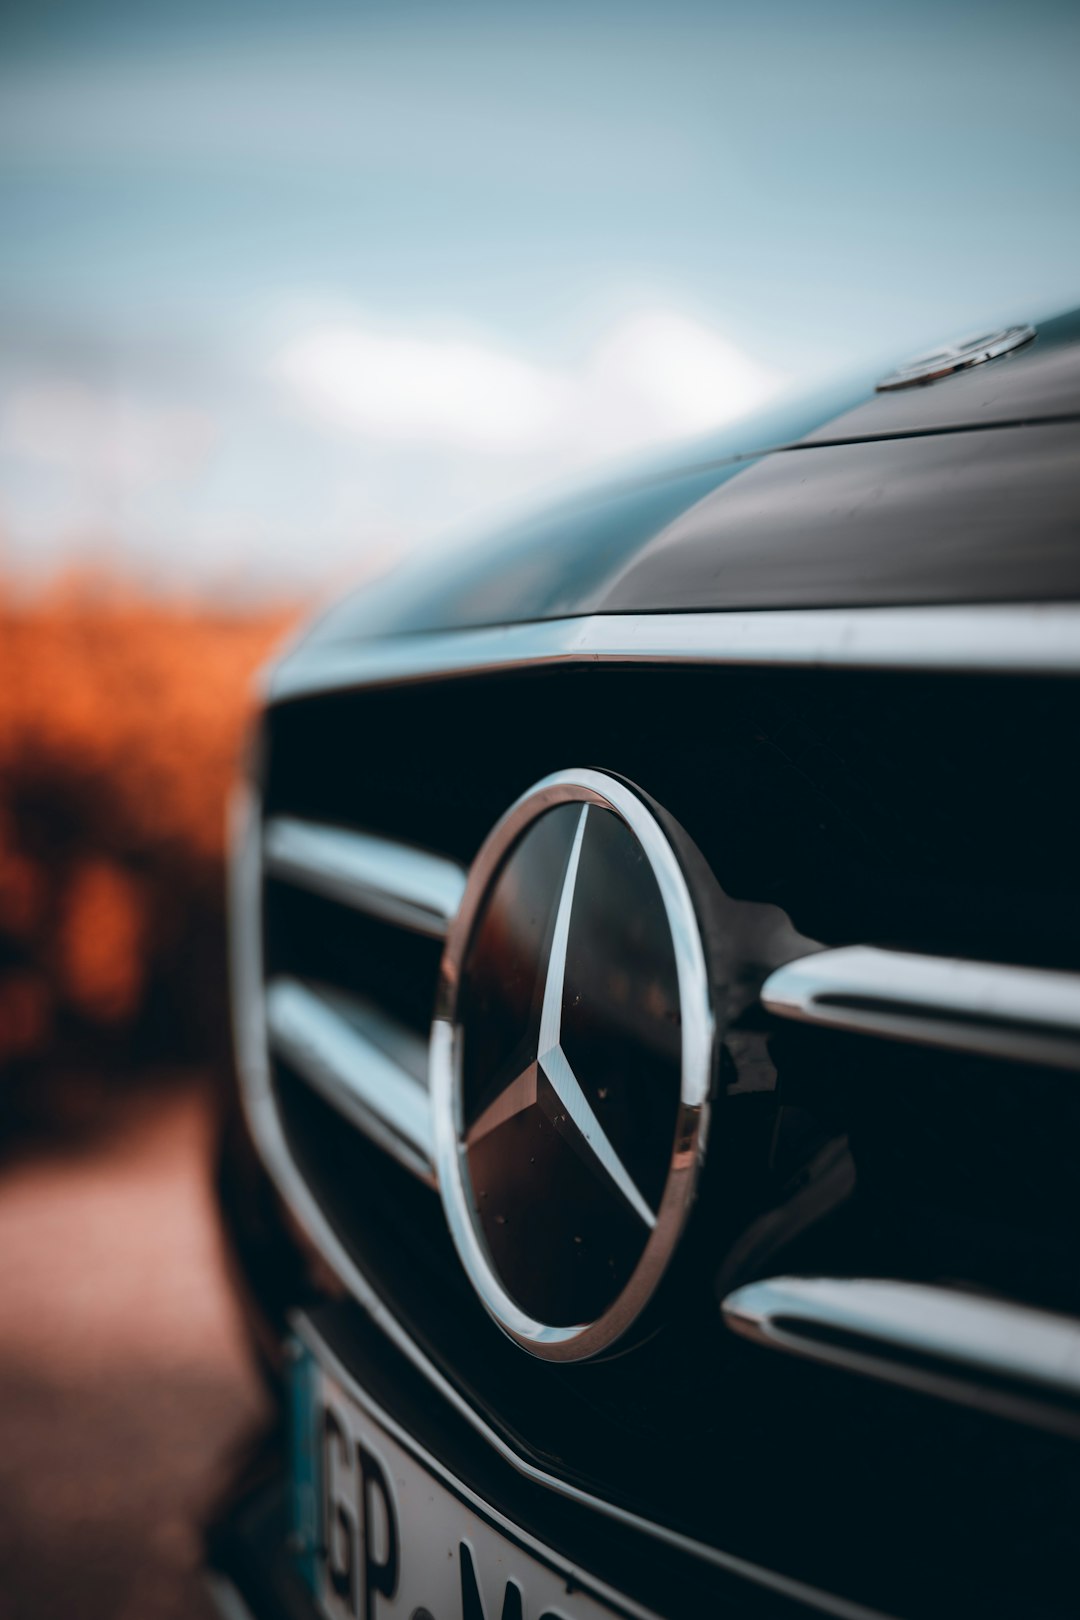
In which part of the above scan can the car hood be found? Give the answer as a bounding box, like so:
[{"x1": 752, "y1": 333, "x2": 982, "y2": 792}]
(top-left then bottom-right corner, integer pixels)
[{"x1": 292, "y1": 306, "x2": 1080, "y2": 651}]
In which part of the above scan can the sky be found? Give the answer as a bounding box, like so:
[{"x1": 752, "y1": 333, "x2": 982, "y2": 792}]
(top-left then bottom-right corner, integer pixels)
[{"x1": 1, "y1": 0, "x2": 1078, "y2": 593}]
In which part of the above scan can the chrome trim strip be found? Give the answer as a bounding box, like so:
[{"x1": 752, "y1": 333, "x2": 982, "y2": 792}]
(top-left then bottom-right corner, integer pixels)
[
  {"x1": 264, "y1": 816, "x2": 466, "y2": 939},
  {"x1": 761, "y1": 945, "x2": 1080, "y2": 1071},
  {"x1": 722, "y1": 1276, "x2": 1080, "y2": 1438},
  {"x1": 266, "y1": 976, "x2": 435, "y2": 1185},
  {"x1": 267, "y1": 604, "x2": 1080, "y2": 703},
  {"x1": 228, "y1": 789, "x2": 894, "y2": 1620}
]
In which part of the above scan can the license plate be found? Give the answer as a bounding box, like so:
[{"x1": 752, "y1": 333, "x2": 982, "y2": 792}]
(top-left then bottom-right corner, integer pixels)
[{"x1": 288, "y1": 1322, "x2": 646, "y2": 1620}]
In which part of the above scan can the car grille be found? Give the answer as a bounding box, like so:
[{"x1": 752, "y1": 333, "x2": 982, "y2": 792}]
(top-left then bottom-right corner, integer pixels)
[{"x1": 233, "y1": 637, "x2": 1080, "y2": 1619}]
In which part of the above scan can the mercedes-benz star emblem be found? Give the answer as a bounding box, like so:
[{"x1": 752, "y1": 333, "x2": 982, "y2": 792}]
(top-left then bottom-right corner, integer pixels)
[{"x1": 431, "y1": 769, "x2": 715, "y2": 1361}]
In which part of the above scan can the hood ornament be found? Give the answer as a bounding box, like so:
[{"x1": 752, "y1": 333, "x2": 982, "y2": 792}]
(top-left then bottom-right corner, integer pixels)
[{"x1": 876, "y1": 324, "x2": 1035, "y2": 391}]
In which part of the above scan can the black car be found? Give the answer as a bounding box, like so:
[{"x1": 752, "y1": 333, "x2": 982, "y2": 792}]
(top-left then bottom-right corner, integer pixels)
[{"x1": 208, "y1": 314, "x2": 1080, "y2": 1620}]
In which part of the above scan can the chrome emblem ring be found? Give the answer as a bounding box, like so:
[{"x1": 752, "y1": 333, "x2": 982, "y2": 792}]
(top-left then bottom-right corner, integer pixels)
[{"x1": 430, "y1": 768, "x2": 715, "y2": 1361}]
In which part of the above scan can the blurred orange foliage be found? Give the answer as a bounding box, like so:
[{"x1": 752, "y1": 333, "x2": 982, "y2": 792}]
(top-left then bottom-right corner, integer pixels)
[{"x1": 0, "y1": 574, "x2": 301, "y2": 1080}]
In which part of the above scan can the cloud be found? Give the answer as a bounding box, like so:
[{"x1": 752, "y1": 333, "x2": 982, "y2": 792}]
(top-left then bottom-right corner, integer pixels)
[
  {"x1": 272, "y1": 308, "x2": 782, "y2": 470},
  {"x1": 568, "y1": 309, "x2": 783, "y2": 457},
  {"x1": 1, "y1": 383, "x2": 217, "y2": 486},
  {"x1": 273, "y1": 325, "x2": 565, "y2": 451}
]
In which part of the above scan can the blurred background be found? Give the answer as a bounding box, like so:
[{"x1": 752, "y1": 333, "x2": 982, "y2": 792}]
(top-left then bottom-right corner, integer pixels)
[{"x1": 1, "y1": 1, "x2": 1078, "y2": 1615}]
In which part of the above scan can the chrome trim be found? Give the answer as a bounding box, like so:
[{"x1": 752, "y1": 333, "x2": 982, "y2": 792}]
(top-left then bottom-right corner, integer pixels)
[
  {"x1": 431, "y1": 769, "x2": 714, "y2": 1361},
  {"x1": 722, "y1": 1276, "x2": 1080, "y2": 1438},
  {"x1": 229, "y1": 789, "x2": 891, "y2": 1620},
  {"x1": 266, "y1": 976, "x2": 435, "y2": 1185},
  {"x1": 267, "y1": 604, "x2": 1080, "y2": 704},
  {"x1": 761, "y1": 945, "x2": 1080, "y2": 1071},
  {"x1": 264, "y1": 815, "x2": 466, "y2": 939}
]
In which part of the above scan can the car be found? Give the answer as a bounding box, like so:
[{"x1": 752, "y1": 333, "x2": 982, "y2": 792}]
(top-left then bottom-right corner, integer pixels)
[{"x1": 206, "y1": 312, "x2": 1080, "y2": 1620}]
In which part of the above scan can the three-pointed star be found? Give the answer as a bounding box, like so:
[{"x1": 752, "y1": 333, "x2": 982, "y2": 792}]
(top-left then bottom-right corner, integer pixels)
[{"x1": 465, "y1": 805, "x2": 657, "y2": 1231}]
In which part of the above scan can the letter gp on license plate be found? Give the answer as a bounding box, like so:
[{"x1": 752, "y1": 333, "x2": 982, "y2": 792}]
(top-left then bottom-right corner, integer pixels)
[{"x1": 289, "y1": 1328, "x2": 640, "y2": 1620}]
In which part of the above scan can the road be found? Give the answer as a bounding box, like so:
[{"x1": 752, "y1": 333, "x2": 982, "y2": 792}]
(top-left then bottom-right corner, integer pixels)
[{"x1": 0, "y1": 1084, "x2": 266, "y2": 1620}]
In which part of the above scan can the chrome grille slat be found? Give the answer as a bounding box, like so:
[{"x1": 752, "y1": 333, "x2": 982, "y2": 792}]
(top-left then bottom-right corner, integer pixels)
[
  {"x1": 762, "y1": 945, "x2": 1080, "y2": 1071},
  {"x1": 265, "y1": 975, "x2": 435, "y2": 1185},
  {"x1": 266, "y1": 605, "x2": 1080, "y2": 705},
  {"x1": 264, "y1": 815, "x2": 467, "y2": 939},
  {"x1": 722, "y1": 1276, "x2": 1080, "y2": 1437}
]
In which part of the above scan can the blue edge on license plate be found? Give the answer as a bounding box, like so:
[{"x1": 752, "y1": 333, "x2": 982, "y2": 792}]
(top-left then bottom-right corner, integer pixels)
[{"x1": 289, "y1": 1335, "x2": 321, "y2": 1597}]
